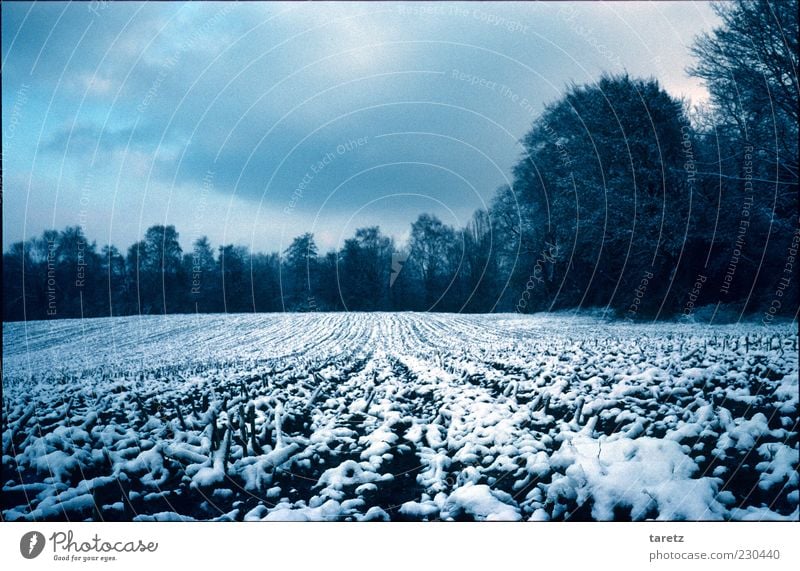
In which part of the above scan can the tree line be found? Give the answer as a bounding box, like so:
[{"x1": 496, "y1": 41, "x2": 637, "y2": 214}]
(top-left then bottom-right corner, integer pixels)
[
  {"x1": 3, "y1": 0, "x2": 797, "y2": 321},
  {"x1": 1, "y1": 212, "x2": 502, "y2": 319}
]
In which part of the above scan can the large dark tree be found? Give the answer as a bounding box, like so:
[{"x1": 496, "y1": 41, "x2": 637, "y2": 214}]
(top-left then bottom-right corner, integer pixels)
[
  {"x1": 3, "y1": 241, "x2": 32, "y2": 321},
  {"x1": 251, "y1": 252, "x2": 282, "y2": 312},
  {"x1": 184, "y1": 236, "x2": 221, "y2": 313},
  {"x1": 511, "y1": 75, "x2": 692, "y2": 314},
  {"x1": 459, "y1": 209, "x2": 499, "y2": 312},
  {"x1": 219, "y1": 244, "x2": 251, "y2": 313},
  {"x1": 689, "y1": 0, "x2": 799, "y2": 315},
  {"x1": 690, "y1": 0, "x2": 798, "y2": 188},
  {"x1": 338, "y1": 227, "x2": 394, "y2": 311},
  {"x1": 407, "y1": 214, "x2": 460, "y2": 311},
  {"x1": 99, "y1": 244, "x2": 129, "y2": 317},
  {"x1": 127, "y1": 225, "x2": 184, "y2": 314},
  {"x1": 281, "y1": 233, "x2": 319, "y2": 311}
]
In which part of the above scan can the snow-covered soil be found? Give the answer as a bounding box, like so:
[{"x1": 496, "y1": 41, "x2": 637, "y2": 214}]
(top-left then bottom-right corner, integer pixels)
[{"x1": 2, "y1": 313, "x2": 797, "y2": 521}]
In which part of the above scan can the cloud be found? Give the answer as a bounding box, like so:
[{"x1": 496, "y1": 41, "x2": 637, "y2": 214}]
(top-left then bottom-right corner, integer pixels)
[
  {"x1": 43, "y1": 122, "x2": 133, "y2": 155},
  {"x1": 3, "y1": 1, "x2": 721, "y2": 253}
]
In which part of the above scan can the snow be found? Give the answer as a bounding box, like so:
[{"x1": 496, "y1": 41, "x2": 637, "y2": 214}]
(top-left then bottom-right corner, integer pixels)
[
  {"x1": 549, "y1": 436, "x2": 726, "y2": 520},
  {"x1": 716, "y1": 413, "x2": 782, "y2": 452},
  {"x1": 756, "y1": 443, "x2": 799, "y2": 491},
  {"x1": 2, "y1": 313, "x2": 797, "y2": 521},
  {"x1": 316, "y1": 460, "x2": 389, "y2": 501},
  {"x1": 443, "y1": 484, "x2": 522, "y2": 521},
  {"x1": 399, "y1": 500, "x2": 440, "y2": 519}
]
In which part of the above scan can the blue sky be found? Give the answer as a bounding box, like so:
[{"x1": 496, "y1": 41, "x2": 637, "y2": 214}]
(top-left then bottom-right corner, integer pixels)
[{"x1": 2, "y1": 1, "x2": 719, "y2": 254}]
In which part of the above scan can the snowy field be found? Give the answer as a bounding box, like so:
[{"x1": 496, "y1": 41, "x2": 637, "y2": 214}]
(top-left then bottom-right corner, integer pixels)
[{"x1": 2, "y1": 313, "x2": 798, "y2": 521}]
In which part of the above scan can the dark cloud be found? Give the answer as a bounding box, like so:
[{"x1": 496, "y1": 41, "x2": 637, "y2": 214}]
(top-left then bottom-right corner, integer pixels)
[{"x1": 3, "y1": 1, "x2": 719, "y2": 252}]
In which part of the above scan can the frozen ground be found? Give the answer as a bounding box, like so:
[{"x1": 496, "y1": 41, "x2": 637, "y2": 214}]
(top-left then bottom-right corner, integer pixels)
[{"x1": 2, "y1": 313, "x2": 797, "y2": 521}]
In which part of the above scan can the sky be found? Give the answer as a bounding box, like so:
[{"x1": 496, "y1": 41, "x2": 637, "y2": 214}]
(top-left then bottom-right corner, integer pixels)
[{"x1": 2, "y1": 1, "x2": 721, "y2": 255}]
